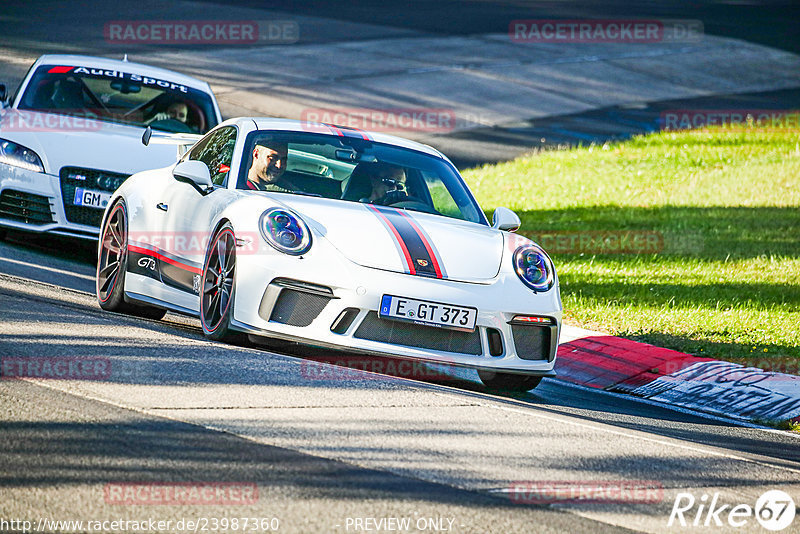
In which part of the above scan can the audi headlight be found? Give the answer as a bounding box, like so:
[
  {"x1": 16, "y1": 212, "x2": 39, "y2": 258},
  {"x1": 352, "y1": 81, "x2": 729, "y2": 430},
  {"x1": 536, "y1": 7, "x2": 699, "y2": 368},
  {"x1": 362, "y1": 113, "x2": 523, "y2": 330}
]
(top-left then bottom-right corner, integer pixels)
[
  {"x1": 513, "y1": 244, "x2": 554, "y2": 292},
  {"x1": 0, "y1": 138, "x2": 44, "y2": 173},
  {"x1": 259, "y1": 207, "x2": 312, "y2": 255}
]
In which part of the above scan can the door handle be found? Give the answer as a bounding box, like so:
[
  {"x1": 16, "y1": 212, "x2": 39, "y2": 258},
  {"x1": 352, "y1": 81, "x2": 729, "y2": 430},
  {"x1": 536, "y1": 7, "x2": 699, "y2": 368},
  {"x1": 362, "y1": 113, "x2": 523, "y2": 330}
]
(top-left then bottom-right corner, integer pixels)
[{"x1": 156, "y1": 203, "x2": 168, "y2": 212}]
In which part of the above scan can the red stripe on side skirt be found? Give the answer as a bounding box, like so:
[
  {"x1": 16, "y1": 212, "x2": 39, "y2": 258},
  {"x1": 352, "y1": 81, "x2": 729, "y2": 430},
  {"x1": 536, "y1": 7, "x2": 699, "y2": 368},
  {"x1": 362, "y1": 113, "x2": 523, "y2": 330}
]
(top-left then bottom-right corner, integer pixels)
[{"x1": 128, "y1": 245, "x2": 202, "y2": 275}]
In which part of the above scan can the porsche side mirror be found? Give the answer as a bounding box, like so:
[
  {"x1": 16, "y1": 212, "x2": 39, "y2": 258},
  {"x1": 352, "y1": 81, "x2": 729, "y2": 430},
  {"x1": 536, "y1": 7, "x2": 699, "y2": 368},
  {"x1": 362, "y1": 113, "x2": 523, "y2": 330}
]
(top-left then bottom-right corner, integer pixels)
[
  {"x1": 492, "y1": 207, "x2": 521, "y2": 232},
  {"x1": 173, "y1": 160, "x2": 213, "y2": 195}
]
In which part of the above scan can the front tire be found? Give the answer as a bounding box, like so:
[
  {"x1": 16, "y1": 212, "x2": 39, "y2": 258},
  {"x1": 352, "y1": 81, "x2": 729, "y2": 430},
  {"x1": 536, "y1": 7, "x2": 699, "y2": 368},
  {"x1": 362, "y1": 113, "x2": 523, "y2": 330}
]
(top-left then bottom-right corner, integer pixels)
[
  {"x1": 478, "y1": 370, "x2": 542, "y2": 392},
  {"x1": 200, "y1": 223, "x2": 239, "y2": 341},
  {"x1": 96, "y1": 200, "x2": 166, "y2": 320}
]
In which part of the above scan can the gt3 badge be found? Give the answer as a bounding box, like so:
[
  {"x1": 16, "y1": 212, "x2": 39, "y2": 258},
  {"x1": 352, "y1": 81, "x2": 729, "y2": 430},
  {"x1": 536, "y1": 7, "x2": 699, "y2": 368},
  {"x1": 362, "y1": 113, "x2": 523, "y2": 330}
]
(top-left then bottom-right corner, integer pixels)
[{"x1": 137, "y1": 257, "x2": 156, "y2": 271}]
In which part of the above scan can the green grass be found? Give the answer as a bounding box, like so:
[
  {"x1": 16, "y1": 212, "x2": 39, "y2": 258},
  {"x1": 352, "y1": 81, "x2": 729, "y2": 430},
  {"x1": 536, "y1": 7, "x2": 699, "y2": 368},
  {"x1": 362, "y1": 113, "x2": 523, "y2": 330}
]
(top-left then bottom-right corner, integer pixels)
[{"x1": 463, "y1": 126, "x2": 800, "y2": 366}]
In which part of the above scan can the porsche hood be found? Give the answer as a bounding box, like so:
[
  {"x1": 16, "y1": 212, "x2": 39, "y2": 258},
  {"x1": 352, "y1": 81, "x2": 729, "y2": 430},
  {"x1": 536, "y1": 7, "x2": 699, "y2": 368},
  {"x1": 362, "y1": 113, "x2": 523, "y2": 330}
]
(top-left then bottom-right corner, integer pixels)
[{"x1": 276, "y1": 196, "x2": 504, "y2": 282}]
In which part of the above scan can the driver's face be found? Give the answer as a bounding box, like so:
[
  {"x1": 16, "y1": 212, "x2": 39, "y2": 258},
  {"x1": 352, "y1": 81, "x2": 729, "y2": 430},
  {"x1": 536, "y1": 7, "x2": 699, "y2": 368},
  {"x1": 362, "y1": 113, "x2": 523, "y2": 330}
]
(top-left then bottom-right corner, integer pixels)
[
  {"x1": 370, "y1": 167, "x2": 405, "y2": 199},
  {"x1": 167, "y1": 103, "x2": 188, "y2": 122},
  {"x1": 253, "y1": 145, "x2": 288, "y2": 182}
]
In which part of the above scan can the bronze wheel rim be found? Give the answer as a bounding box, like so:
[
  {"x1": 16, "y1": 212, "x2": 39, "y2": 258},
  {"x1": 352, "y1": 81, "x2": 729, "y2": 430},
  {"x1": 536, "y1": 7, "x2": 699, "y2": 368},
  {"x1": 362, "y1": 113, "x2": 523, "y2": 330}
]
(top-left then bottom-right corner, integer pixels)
[{"x1": 97, "y1": 205, "x2": 126, "y2": 303}]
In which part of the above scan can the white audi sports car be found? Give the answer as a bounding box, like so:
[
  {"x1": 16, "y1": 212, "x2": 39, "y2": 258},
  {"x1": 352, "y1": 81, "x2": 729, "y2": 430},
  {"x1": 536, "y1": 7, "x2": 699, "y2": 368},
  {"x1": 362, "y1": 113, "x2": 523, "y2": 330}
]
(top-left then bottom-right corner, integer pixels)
[
  {"x1": 96, "y1": 118, "x2": 561, "y2": 391},
  {"x1": 0, "y1": 54, "x2": 222, "y2": 240}
]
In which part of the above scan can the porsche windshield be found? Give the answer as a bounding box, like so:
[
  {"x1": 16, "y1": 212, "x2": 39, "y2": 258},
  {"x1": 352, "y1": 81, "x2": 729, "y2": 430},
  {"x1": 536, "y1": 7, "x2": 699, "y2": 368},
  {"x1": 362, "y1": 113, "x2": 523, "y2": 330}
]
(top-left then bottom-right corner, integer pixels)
[
  {"x1": 18, "y1": 65, "x2": 217, "y2": 134},
  {"x1": 236, "y1": 131, "x2": 487, "y2": 225}
]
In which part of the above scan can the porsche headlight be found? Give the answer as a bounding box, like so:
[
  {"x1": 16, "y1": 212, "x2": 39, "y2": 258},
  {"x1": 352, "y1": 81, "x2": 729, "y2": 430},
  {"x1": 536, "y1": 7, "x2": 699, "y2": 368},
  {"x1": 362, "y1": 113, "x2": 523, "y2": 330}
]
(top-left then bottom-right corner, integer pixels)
[
  {"x1": 513, "y1": 244, "x2": 554, "y2": 292},
  {"x1": 259, "y1": 207, "x2": 312, "y2": 255},
  {"x1": 0, "y1": 138, "x2": 44, "y2": 173}
]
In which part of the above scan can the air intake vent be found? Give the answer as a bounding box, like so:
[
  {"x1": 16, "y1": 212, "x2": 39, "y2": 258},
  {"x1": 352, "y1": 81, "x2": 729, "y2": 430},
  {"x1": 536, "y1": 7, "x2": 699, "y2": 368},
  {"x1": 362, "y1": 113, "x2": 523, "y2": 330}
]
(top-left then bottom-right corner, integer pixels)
[
  {"x1": 331, "y1": 307, "x2": 360, "y2": 334},
  {"x1": 269, "y1": 289, "x2": 331, "y2": 327},
  {"x1": 0, "y1": 189, "x2": 54, "y2": 225},
  {"x1": 354, "y1": 312, "x2": 482, "y2": 355},
  {"x1": 487, "y1": 328, "x2": 504, "y2": 356},
  {"x1": 511, "y1": 325, "x2": 551, "y2": 361}
]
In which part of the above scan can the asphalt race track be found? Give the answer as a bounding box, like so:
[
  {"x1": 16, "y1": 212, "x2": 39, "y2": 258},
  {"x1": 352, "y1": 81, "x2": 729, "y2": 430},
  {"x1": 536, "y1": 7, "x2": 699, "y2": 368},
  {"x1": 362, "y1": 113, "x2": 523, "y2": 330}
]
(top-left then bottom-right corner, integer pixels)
[
  {"x1": 3, "y1": 225, "x2": 800, "y2": 532},
  {"x1": 2, "y1": 238, "x2": 800, "y2": 533},
  {"x1": 2, "y1": 1, "x2": 800, "y2": 533}
]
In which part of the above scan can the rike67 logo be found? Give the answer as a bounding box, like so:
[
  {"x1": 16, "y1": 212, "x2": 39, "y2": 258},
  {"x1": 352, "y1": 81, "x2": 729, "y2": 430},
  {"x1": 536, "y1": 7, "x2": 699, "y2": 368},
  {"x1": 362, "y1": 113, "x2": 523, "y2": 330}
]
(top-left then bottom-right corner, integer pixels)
[{"x1": 668, "y1": 490, "x2": 795, "y2": 531}]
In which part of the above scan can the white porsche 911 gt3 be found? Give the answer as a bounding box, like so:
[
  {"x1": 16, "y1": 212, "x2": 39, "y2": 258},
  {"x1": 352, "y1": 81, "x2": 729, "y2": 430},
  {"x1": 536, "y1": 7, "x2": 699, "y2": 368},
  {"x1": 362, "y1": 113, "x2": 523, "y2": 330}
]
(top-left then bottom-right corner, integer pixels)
[
  {"x1": 96, "y1": 118, "x2": 561, "y2": 391},
  {"x1": 0, "y1": 54, "x2": 221, "y2": 240}
]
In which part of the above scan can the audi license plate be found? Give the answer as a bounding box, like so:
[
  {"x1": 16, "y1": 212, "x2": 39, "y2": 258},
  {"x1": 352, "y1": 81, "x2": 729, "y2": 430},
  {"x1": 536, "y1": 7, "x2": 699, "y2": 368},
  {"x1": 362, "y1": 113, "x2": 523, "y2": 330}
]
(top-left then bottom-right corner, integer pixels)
[
  {"x1": 379, "y1": 295, "x2": 477, "y2": 332},
  {"x1": 73, "y1": 188, "x2": 111, "y2": 209}
]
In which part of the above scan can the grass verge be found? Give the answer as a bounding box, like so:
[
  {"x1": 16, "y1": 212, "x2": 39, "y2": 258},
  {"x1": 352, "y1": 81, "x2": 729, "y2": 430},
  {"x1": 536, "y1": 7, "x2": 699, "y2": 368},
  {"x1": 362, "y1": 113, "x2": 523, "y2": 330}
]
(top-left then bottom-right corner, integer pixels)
[{"x1": 463, "y1": 126, "x2": 800, "y2": 369}]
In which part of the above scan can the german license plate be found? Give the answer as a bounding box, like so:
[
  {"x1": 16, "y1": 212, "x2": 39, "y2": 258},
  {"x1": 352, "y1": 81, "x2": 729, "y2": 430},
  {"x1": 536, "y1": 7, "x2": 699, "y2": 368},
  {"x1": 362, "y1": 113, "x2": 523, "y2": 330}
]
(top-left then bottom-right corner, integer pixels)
[
  {"x1": 73, "y1": 188, "x2": 111, "y2": 209},
  {"x1": 379, "y1": 295, "x2": 477, "y2": 331}
]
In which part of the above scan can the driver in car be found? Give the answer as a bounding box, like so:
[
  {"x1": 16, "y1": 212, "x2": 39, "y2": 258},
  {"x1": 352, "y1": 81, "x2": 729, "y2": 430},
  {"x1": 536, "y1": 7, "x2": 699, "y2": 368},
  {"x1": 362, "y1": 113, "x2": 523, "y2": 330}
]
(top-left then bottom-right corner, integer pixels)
[
  {"x1": 146, "y1": 101, "x2": 190, "y2": 127},
  {"x1": 246, "y1": 142, "x2": 301, "y2": 192},
  {"x1": 362, "y1": 163, "x2": 408, "y2": 204}
]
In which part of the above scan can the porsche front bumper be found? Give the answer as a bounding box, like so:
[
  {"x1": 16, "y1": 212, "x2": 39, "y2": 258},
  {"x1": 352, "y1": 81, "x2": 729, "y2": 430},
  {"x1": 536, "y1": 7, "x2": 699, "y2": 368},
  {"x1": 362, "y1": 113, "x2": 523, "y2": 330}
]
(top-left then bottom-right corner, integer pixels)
[{"x1": 229, "y1": 241, "x2": 562, "y2": 375}]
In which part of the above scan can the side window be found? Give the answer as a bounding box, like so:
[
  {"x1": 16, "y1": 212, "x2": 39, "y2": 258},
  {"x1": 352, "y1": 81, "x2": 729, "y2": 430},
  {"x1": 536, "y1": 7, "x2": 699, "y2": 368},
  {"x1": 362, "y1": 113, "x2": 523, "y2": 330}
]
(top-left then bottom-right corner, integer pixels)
[
  {"x1": 183, "y1": 134, "x2": 210, "y2": 163},
  {"x1": 187, "y1": 126, "x2": 237, "y2": 186}
]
